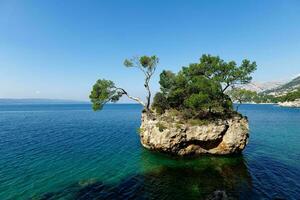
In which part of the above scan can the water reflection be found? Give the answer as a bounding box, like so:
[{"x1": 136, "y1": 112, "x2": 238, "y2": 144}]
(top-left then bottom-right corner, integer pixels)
[
  {"x1": 34, "y1": 150, "x2": 254, "y2": 200},
  {"x1": 138, "y1": 150, "x2": 254, "y2": 199}
]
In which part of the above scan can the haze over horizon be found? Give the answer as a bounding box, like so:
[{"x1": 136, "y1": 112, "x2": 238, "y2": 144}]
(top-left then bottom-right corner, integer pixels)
[{"x1": 1, "y1": 0, "x2": 300, "y2": 102}]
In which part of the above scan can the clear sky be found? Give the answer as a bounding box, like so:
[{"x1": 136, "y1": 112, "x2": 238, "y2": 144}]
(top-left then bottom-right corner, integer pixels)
[{"x1": 0, "y1": 0, "x2": 300, "y2": 101}]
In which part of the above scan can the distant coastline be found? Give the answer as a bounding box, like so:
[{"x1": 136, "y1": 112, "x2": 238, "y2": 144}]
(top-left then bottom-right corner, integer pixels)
[
  {"x1": 1, "y1": 99, "x2": 299, "y2": 108},
  {"x1": 278, "y1": 99, "x2": 300, "y2": 108},
  {"x1": 234, "y1": 101, "x2": 300, "y2": 108},
  {"x1": 0, "y1": 98, "x2": 89, "y2": 105},
  {"x1": 0, "y1": 99, "x2": 144, "y2": 105}
]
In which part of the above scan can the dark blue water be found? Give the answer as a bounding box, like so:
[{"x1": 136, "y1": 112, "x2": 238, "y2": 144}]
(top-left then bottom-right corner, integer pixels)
[{"x1": 0, "y1": 104, "x2": 299, "y2": 199}]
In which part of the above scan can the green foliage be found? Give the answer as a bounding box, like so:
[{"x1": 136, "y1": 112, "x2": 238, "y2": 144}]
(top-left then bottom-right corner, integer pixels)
[
  {"x1": 254, "y1": 93, "x2": 278, "y2": 103},
  {"x1": 226, "y1": 88, "x2": 282, "y2": 105},
  {"x1": 156, "y1": 122, "x2": 167, "y2": 132},
  {"x1": 226, "y1": 88, "x2": 258, "y2": 111},
  {"x1": 182, "y1": 54, "x2": 257, "y2": 92},
  {"x1": 124, "y1": 55, "x2": 159, "y2": 72},
  {"x1": 124, "y1": 55, "x2": 159, "y2": 110},
  {"x1": 90, "y1": 55, "x2": 159, "y2": 112},
  {"x1": 187, "y1": 119, "x2": 210, "y2": 126},
  {"x1": 89, "y1": 79, "x2": 123, "y2": 111},
  {"x1": 183, "y1": 78, "x2": 222, "y2": 112},
  {"x1": 276, "y1": 88, "x2": 300, "y2": 102},
  {"x1": 136, "y1": 128, "x2": 144, "y2": 134},
  {"x1": 180, "y1": 108, "x2": 196, "y2": 120},
  {"x1": 175, "y1": 123, "x2": 182, "y2": 129},
  {"x1": 152, "y1": 92, "x2": 169, "y2": 114},
  {"x1": 159, "y1": 70, "x2": 176, "y2": 94},
  {"x1": 152, "y1": 54, "x2": 256, "y2": 118},
  {"x1": 91, "y1": 54, "x2": 257, "y2": 119},
  {"x1": 227, "y1": 88, "x2": 257, "y2": 104}
]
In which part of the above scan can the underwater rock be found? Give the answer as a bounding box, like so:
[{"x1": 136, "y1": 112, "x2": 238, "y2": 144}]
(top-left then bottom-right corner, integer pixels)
[
  {"x1": 34, "y1": 155, "x2": 252, "y2": 200},
  {"x1": 206, "y1": 190, "x2": 228, "y2": 200}
]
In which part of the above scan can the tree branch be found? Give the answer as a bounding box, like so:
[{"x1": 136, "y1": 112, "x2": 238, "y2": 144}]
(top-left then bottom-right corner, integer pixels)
[
  {"x1": 222, "y1": 83, "x2": 231, "y2": 93},
  {"x1": 114, "y1": 87, "x2": 146, "y2": 107}
]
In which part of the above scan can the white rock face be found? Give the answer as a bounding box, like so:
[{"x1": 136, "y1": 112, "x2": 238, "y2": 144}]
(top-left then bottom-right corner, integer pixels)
[
  {"x1": 278, "y1": 99, "x2": 300, "y2": 107},
  {"x1": 240, "y1": 81, "x2": 283, "y2": 93},
  {"x1": 139, "y1": 112, "x2": 249, "y2": 156}
]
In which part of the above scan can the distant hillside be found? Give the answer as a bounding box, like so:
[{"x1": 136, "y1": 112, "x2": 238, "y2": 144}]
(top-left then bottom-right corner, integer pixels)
[
  {"x1": 263, "y1": 75, "x2": 300, "y2": 96},
  {"x1": 0, "y1": 98, "x2": 88, "y2": 105},
  {"x1": 239, "y1": 81, "x2": 283, "y2": 93}
]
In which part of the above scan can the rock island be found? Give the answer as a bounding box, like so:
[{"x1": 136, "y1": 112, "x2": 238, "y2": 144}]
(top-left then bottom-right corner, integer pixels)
[{"x1": 90, "y1": 54, "x2": 256, "y2": 156}]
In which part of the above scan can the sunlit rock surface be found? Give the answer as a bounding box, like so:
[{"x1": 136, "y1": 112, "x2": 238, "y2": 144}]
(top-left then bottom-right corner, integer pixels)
[
  {"x1": 278, "y1": 99, "x2": 300, "y2": 108},
  {"x1": 140, "y1": 111, "x2": 249, "y2": 156}
]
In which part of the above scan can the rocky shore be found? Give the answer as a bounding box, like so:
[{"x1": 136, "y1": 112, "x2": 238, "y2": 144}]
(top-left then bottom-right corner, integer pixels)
[
  {"x1": 139, "y1": 111, "x2": 249, "y2": 156},
  {"x1": 278, "y1": 99, "x2": 300, "y2": 108}
]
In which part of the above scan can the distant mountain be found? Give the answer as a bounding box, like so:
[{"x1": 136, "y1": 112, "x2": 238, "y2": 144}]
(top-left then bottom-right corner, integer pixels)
[
  {"x1": 0, "y1": 98, "x2": 88, "y2": 105},
  {"x1": 239, "y1": 81, "x2": 283, "y2": 93},
  {"x1": 263, "y1": 75, "x2": 300, "y2": 96}
]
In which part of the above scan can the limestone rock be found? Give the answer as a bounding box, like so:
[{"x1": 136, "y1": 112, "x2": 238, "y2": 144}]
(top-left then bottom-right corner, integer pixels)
[
  {"x1": 278, "y1": 99, "x2": 300, "y2": 107},
  {"x1": 139, "y1": 111, "x2": 249, "y2": 156}
]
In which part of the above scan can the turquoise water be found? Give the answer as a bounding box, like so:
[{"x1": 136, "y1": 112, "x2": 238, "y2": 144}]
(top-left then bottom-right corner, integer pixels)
[{"x1": 0, "y1": 104, "x2": 299, "y2": 199}]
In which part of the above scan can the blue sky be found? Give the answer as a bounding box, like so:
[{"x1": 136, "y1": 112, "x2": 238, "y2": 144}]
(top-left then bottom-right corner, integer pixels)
[{"x1": 0, "y1": 0, "x2": 300, "y2": 101}]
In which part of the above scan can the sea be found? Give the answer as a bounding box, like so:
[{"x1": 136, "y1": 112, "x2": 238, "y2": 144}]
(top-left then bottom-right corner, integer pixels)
[{"x1": 0, "y1": 104, "x2": 299, "y2": 199}]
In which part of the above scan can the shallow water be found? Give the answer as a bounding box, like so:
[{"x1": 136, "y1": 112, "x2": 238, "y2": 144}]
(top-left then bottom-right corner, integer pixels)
[{"x1": 0, "y1": 104, "x2": 299, "y2": 199}]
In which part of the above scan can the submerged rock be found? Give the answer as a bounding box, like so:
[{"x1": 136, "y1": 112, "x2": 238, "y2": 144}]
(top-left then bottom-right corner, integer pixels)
[
  {"x1": 139, "y1": 111, "x2": 249, "y2": 156},
  {"x1": 206, "y1": 190, "x2": 228, "y2": 200}
]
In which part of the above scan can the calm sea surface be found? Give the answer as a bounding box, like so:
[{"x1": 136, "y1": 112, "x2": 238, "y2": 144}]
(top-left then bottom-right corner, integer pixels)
[{"x1": 0, "y1": 104, "x2": 299, "y2": 199}]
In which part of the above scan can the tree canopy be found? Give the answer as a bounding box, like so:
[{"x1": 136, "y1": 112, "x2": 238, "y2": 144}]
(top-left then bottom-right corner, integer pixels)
[
  {"x1": 226, "y1": 88, "x2": 257, "y2": 111},
  {"x1": 89, "y1": 79, "x2": 123, "y2": 111},
  {"x1": 276, "y1": 88, "x2": 300, "y2": 102},
  {"x1": 152, "y1": 54, "x2": 257, "y2": 118},
  {"x1": 124, "y1": 55, "x2": 159, "y2": 110},
  {"x1": 90, "y1": 54, "x2": 257, "y2": 119},
  {"x1": 90, "y1": 55, "x2": 158, "y2": 111}
]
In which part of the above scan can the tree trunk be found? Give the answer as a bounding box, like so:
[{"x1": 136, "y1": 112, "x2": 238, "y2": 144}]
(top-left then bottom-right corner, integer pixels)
[
  {"x1": 144, "y1": 76, "x2": 151, "y2": 112},
  {"x1": 146, "y1": 85, "x2": 151, "y2": 111}
]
